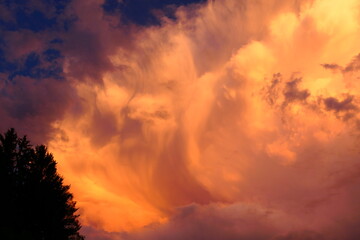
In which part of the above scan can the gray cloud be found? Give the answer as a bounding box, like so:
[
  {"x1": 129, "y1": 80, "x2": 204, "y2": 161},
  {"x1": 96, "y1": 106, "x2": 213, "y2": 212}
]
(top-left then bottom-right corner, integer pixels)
[
  {"x1": 323, "y1": 96, "x2": 357, "y2": 112},
  {"x1": 283, "y1": 77, "x2": 310, "y2": 104},
  {"x1": 344, "y1": 53, "x2": 360, "y2": 72}
]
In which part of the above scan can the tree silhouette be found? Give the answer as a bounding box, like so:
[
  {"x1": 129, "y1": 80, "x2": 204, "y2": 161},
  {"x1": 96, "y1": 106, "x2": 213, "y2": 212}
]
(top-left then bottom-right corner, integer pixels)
[{"x1": 0, "y1": 128, "x2": 84, "y2": 240}]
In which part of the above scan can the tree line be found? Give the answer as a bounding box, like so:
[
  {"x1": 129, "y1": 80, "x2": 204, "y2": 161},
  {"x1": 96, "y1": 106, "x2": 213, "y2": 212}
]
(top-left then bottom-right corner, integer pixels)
[{"x1": 0, "y1": 128, "x2": 84, "y2": 240}]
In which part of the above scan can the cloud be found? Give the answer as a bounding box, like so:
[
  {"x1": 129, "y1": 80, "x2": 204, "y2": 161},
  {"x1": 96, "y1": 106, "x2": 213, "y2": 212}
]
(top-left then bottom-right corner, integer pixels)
[
  {"x1": 321, "y1": 63, "x2": 342, "y2": 71},
  {"x1": 0, "y1": 75, "x2": 79, "y2": 143},
  {"x1": 52, "y1": 0, "x2": 360, "y2": 238},
  {"x1": 323, "y1": 96, "x2": 357, "y2": 112},
  {"x1": 344, "y1": 53, "x2": 360, "y2": 72},
  {"x1": 0, "y1": 0, "x2": 77, "y2": 143},
  {"x1": 3, "y1": 0, "x2": 360, "y2": 240},
  {"x1": 273, "y1": 230, "x2": 326, "y2": 240},
  {"x1": 101, "y1": 0, "x2": 206, "y2": 26},
  {"x1": 122, "y1": 203, "x2": 280, "y2": 240}
]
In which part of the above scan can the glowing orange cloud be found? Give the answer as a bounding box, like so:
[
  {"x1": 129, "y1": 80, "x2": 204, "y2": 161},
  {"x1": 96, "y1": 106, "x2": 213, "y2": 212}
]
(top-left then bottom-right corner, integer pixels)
[{"x1": 44, "y1": 0, "x2": 360, "y2": 239}]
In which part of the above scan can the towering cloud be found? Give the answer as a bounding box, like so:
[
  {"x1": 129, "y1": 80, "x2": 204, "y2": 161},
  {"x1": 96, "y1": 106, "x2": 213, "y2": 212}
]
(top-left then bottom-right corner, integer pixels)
[{"x1": 2, "y1": 0, "x2": 360, "y2": 239}]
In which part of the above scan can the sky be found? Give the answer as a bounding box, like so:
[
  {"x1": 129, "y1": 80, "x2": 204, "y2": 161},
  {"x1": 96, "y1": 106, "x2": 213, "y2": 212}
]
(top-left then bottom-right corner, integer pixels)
[{"x1": 1, "y1": 0, "x2": 360, "y2": 239}]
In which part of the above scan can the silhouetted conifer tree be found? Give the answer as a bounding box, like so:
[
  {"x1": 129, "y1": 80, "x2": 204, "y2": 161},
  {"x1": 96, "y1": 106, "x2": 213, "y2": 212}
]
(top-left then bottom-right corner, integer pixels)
[{"x1": 0, "y1": 128, "x2": 84, "y2": 240}]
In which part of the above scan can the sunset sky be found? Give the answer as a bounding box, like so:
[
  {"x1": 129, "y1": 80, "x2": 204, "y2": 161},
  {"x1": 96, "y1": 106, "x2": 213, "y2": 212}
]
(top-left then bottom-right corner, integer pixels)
[{"x1": 1, "y1": 0, "x2": 360, "y2": 239}]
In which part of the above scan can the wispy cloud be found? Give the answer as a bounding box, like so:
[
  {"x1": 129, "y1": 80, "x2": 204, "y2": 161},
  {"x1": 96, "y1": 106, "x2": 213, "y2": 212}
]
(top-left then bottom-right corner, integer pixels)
[{"x1": 2, "y1": 0, "x2": 360, "y2": 239}]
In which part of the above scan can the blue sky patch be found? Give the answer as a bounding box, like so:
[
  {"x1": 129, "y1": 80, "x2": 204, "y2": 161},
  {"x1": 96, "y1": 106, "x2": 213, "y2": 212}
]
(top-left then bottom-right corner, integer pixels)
[{"x1": 102, "y1": 0, "x2": 206, "y2": 26}]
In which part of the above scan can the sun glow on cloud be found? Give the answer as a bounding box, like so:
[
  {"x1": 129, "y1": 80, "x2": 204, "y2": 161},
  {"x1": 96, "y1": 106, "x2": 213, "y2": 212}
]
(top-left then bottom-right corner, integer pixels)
[{"x1": 42, "y1": 0, "x2": 360, "y2": 239}]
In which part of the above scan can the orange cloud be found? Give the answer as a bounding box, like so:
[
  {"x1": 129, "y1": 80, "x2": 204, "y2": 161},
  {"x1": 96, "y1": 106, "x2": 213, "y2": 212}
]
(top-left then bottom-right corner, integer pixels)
[{"x1": 40, "y1": 0, "x2": 360, "y2": 239}]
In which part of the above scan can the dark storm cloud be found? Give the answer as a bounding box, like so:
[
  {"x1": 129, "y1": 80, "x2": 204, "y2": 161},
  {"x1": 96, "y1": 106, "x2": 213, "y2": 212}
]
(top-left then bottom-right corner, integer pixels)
[
  {"x1": 0, "y1": 0, "x2": 73, "y2": 32},
  {"x1": 0, "y1": 0, "x2": 76, "y2": 142},
  {"x1": 58, "y1": 0, "x2": 138, "y2": 85},
  {"x1": 61, "y1": 28, "x2": 115, "y2": 84},
  {"x1": 0, "y1": 75, "x2": 79, "y2": 144}
]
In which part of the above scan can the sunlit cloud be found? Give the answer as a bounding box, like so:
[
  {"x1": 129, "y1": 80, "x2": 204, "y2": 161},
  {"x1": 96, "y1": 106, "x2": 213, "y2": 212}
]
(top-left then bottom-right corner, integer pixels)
[{"x1": 2, "y1": 0, "x2": 360, "y2": 239}]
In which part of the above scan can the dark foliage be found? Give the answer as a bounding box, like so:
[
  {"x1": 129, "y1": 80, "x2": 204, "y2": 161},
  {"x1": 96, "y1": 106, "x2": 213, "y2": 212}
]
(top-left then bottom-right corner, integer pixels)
[{"x1": 0, "y1": 128, "x2": 84, "y2": 240}]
